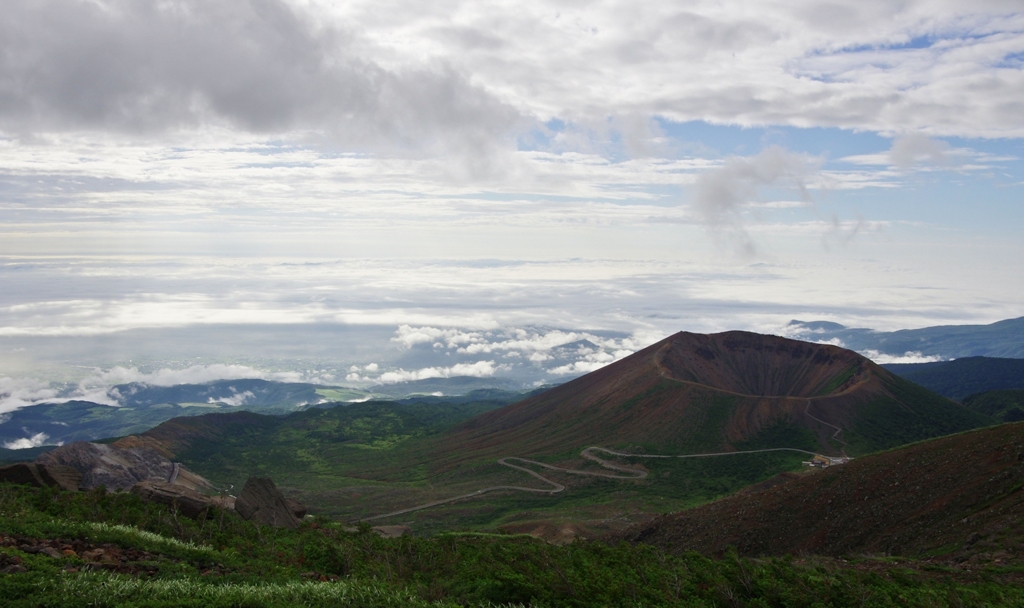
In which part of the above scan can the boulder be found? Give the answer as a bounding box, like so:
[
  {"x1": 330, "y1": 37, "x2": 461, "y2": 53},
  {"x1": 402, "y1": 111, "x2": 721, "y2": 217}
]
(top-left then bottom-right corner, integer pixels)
[
  {"x1": 234, "y1": 477, "x2": 300, "y2": 529},
  {"x1": 285, "y1": 498, "x2": 307, "y2": 519},
  {"x1": 35, "y1": 441, "x2": 216, "y2": 492},
  {"x1": 37, "y1": 442, "x2": 173, "y2": 490},
  {"x1": 0, "y1": 463, "x2": 82, "y2": 492},
  {"x1": 129, "y1": 480, "x2": 219, "y2": 519}
]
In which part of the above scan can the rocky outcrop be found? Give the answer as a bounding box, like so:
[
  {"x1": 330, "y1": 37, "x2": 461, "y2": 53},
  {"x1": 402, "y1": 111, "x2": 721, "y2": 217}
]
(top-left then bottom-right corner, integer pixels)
[
  {"x1": 36, "y1": 442, "x2": 170, "y2": 490},
  {"x1": 129, "y1": 480, "x2": 221, "y2": 519},
  {"x1": 234, "y1": 476, "x2": 301, "y2": 528},
  {"x1": 285, "y1": 498, "x2": 307, "y2": 519},
  {"x1": 35, "y1": 441, "x2": 215, "y2": 492},
  {"x1": 0, "y1": 463, "x2": 82, "y2": 492}
]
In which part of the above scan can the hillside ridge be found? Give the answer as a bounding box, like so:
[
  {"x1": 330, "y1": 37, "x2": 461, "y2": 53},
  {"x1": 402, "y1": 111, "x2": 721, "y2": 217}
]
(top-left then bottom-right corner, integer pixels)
[{"x1": 620, "y1": 421, "x2": 1024, "y2": 561}]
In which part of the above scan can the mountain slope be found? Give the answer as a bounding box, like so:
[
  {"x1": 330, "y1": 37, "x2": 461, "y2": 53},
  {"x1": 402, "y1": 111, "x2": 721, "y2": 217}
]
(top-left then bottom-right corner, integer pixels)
[
  {"x1": 884, "y1": 356, "x2": 1024, "y2": 399},
  {"x1": 442, "y1": 331, "x2": 990, "y2": 462},
  {"x1": 621, "y1": 422, "x2": 1024, "y2": 560},
  {"x1": 964, "y1": 390, "x2": 1024, "y2": 423}
]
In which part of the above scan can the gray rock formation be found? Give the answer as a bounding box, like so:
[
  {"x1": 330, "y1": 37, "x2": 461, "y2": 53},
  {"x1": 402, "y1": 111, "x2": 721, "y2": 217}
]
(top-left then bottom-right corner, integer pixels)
[
  {"x1": 234, "y1": 476, "x2": 301, "y2": 529},
  {"x1": 0, "y1": 463, "x2": 82, "y2": 492},
  {"x1": 129, "y1": 480, "x2": 220, "y2": 519},
  {"x1": 36, "y1": 442, "x2": 170, "y2": 490},
  {"x1": 35, "y1": 441, "x2": 215, "y2": 492}
]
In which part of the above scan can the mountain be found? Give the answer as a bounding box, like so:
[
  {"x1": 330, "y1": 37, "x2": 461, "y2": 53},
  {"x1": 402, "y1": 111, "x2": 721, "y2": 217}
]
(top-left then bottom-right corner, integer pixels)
[
  {"x1": 442, "y1": 331, "x2": 990, "y2": 462},
  {"x1": 111, "y1": 378, "x2": 367, "y2": 409},
  {"x1": 620, "y1": 421, "x2": 1024, "y2": 561},
  {"x1": 883, "y1": 356, "x2": 1024, "y2": 400},
  {"x1": 787, "y1": 316, "x2": 1024, "y2": 359},
  {"x1": 963, "y1": 390, "x2": 1024, "y2": 423},
  {"x1": 368, "y1": 376, "x2": 526, "y2": 398},
  {"x1": 0, "y1": 379, "x2": 371, "y2": 449}
]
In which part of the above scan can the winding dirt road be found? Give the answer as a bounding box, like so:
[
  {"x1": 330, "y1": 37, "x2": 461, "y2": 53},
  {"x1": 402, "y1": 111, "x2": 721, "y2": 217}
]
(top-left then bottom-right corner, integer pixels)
[
  {"x1": 804, "y1": 400, "x2": 848, "y2": 452},
  {"x1": 360, "y1": 445, "x2": 822, "y2": 522}
]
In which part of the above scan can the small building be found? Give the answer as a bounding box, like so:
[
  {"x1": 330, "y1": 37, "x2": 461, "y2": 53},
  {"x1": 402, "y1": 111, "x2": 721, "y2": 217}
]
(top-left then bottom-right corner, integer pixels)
[{"x1": 802, "y1": 454, "x2": 850, "y2": 468}]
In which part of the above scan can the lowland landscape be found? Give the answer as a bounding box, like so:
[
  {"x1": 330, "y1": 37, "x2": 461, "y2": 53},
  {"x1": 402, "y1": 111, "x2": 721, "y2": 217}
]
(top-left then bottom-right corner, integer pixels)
[{"x1": 3, "y1": 321, "x2": 1024, "y2": 606}]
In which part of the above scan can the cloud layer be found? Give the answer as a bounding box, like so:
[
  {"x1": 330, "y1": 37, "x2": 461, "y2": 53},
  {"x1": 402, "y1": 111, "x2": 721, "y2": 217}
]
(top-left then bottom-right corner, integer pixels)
[
  {"x1": 3, "y1": 0, "x2": 1024, "y2": 147},
  {"x1": 0, "y1": 0, "x2": 520, "y2": 157}
]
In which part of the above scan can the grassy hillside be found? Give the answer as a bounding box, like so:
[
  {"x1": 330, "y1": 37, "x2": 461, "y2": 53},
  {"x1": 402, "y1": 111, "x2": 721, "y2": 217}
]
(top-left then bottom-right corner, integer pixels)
[
  {"x1": 884, "y1": 356, "x2": 1024, "y2": 399},
  {"x1": 963, "y1": 390, "x2": 1024, "y2": 422},
  {"x1": 123, "y1": 399, "x2": 814, "y2": 533},
  {"x1": 2, "y1": 483, "x2": 1023, "y2": 606}
]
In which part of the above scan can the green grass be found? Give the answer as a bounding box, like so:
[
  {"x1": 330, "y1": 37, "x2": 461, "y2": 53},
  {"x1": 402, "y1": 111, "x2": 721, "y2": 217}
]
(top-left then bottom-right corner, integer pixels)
[
  {"x1": 816, "y1": 365, "x2": 859, "y2": 396},
  {"x1": 963, "y1": 389, "x2": 1024, "y2": 422},
  {"x1": 2, "y1": 484, "x2": 1023, "y2": 607},
  {"x1": 845, "y1": 377, "x2": 993, "y2": 455}
]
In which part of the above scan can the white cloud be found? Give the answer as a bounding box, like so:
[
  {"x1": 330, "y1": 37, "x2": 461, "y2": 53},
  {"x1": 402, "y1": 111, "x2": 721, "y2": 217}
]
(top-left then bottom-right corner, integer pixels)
[
  {"x1": 82, "y1": 364, "x2": 268, "y2": 388},
  {"x1": 0, "y1": 363, "x2": 341, "y2": 414},
  {"x1": 3, "y1": 432, "x2": 53, "y2": 449},
  {"x1": 208, "y1": 390, "x2": 254, "y2": 406},
  {"x1": 0, "y1": 377, "x2": 61, "y2": 414},
  {"x1": 375, "y1": 360, "x2": 497, "y2": 384},
  {"x1": 860, "y1": 350, "x2": 945, "y2": 364},
  {"x1": 547, "y1": 347, "x2": 634, "y2": 376}
]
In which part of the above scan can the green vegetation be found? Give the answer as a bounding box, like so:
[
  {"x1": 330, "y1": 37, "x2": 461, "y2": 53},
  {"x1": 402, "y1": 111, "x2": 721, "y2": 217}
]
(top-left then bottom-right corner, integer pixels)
[
  {"x1": 735, "y1": 422, "x2": 821, "y2": 453},
  {"x1": 963, "y1": 390, "x2": 1024, "y2": 422},
  {"x1": 393, "y1": 450, "x2": 811, "y2": 534},
  {"x1": 884, "y1": 356, "x2": 1024, "y2": 400},
  {"x1": 845, "y1": 377, "x2": 993, "y2": 455},
  {"x1": 173, "y1": 400, "x2": 505, "y2": 491},
  {"x1": 816, "y1": 365, "x2": 859, "y2": 396},
  {"x1": 3, "y1": 483, "x2": 1023, "y2": 607},
  {"x1": 164, "y1": 397, "x2": 814, "y2": 526}
]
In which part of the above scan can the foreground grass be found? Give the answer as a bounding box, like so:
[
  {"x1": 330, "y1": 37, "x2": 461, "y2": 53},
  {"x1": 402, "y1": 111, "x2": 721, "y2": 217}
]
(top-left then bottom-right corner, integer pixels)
[{"x1": 1, "y1": 484, "x2": 1022, "y2": 607}]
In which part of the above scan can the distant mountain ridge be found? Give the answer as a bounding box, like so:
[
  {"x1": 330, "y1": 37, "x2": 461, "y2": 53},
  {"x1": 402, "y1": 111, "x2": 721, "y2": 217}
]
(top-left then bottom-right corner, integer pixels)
[
  {"x1": 0, "y1": 378, "x2": 535, "y2": 451},
  {"x1": 883, "y1": 356, "x2": 1024, "y2": 400},
  {"x1": 788, "y1": 315, "x2": 1024, "y2": 359}
]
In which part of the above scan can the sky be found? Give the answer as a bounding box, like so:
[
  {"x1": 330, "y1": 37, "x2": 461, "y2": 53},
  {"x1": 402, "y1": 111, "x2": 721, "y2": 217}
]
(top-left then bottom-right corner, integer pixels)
[{"x1": 1, "y1": 0, "x2": 1023, "y2": 412}]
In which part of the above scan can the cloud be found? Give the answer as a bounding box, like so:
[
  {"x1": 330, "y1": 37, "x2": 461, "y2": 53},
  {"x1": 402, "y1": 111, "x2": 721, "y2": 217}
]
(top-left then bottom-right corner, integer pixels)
[
  {"x1": 692, "y1": 146, "x2": 820, "y2": 256},
  {"x1": 0, "y1": 377, "x2": 61, "y2": 414},
  {"x1": 0, "y1": 0, "x2": 521, "y2": 157},
  {"x1": 375, "y1": 360, "x2": 498, "y2": 384},
  {"x1": 3, "y1": 432, "x2": 54, "y2": 450},
  {"x1": 208, "y1": 390, "x2": 254, "y2": 407},
  {"x1": 0, "y1": 363, "x2": 335, "y2": 414},
  {"x1": 83, "y1": 364, "x2": 268, "y2": 388},
  {"x1": 547, "y1": 347, "x2": 633, "y2": 376},
  {"x1": 889, "y1": 134, "x2": 952, "y2": 170},
  {"x1": 859, "y1": 350, "x2": 945, "y2": 364}
]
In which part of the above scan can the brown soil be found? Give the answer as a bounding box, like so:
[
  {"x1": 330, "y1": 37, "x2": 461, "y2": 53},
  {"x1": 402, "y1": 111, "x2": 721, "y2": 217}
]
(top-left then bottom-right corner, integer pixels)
[{"x1": 617, "y1": 422, "x2": 1024, "y2": 564}]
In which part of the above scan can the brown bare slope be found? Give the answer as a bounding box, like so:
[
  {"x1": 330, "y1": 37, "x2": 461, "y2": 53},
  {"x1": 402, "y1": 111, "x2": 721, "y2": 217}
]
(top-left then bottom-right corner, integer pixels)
[
  {"x1": 620, "y1": 422, "x2": 1024, "y2": 560},
  {"x1": 442, "y1": 331, "x2": 988, "y2": 461}
]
